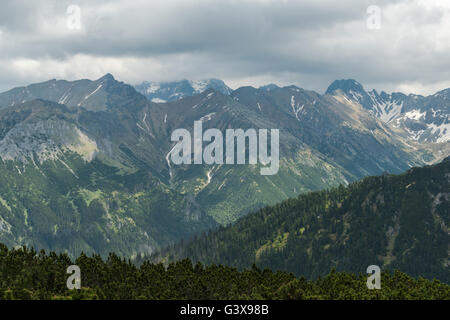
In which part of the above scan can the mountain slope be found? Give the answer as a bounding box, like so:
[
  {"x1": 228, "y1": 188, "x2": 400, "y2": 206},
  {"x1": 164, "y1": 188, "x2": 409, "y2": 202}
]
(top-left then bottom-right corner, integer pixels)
[
  {"x1": 151, "y1": 159, "x2": 450, "y2": 283},
  {"x1": 230, "y1": 85, "x2": 429, "y2": 177},
  {"x1": 0, "y1": 79, "x2": 217, "y2": 257},
  {"x1": 156, "y1": 84, "x2": 431, "y2": 223},
  {"x1": 157, "y1": 89, "x2": 351, "y2": 223},
  {"x1": 0, "y1": 74, "x2": 122, "y2": 112}
]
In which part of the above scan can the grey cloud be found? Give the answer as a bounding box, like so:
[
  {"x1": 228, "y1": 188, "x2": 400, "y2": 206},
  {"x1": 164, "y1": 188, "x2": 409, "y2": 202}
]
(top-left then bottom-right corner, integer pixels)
[{"x1": 0, "y1": 0, "x2": 449, "y2": 95}]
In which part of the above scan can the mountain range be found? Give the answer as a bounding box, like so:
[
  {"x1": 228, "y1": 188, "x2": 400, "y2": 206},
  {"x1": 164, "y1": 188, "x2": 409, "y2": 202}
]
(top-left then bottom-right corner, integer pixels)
[
  {"x1": 326, "y1": 79, "x2": 450, "y2": 145},
  {"x1": 134, "y1": 77, "x2": 449, "y2": 146},
  {"x1": 134, "y1": 78, "x2": 232, "y2": 103},
  {"x1": 0, "y1": 74, "x2": 448, "y2": 258}
]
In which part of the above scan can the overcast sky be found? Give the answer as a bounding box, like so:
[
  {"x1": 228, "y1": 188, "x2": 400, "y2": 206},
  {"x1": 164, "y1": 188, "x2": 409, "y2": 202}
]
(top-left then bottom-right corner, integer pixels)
[{"x1": 0, "y1": 0, "x2": 449, "y2": 95}]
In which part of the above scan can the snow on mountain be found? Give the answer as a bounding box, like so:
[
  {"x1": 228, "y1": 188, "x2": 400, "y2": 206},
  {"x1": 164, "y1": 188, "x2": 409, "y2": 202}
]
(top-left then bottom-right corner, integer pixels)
[
  {"x1": 145, "y1": 82, "x2": 160, "y2": 94},
  {"x1": 367, "y1": 90, "x2": 404, "y2": 123},
  {"x1": 189, "y1": 80, "x2": 209, "y2": 93},
  {"x1": 134, "y1": 79, "x2": 232, "y2": 102},
  {"x1": 151, "y1": 98, "x2": 166, "y2": 103}
]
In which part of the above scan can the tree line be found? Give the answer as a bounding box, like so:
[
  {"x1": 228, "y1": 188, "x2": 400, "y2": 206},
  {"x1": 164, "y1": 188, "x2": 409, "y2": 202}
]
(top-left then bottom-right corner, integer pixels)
[{"x1": 0, "y1": 243, "x2": 448, "y2": 300}]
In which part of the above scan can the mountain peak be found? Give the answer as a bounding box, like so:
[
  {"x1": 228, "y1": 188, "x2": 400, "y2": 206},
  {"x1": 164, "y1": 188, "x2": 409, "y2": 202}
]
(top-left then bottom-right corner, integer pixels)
[
  {"x1": 259, "y1": 84, "x2": 279, "y2": 91},
  {"x1": 324, "y1": 78, "x2": 377, "y2": 110},
  {"x1": 189, "y1": 79, "x2": 231, "y2": 94},
  {"x1": 98, "y1": 73, "x2": 115, "y2": 82},
  {"x1": 325, "y1": 79, "x2": 365, "y2": 95},
  {"x1": 435, "y1": 88, "x2": 450, "y2": 98}
]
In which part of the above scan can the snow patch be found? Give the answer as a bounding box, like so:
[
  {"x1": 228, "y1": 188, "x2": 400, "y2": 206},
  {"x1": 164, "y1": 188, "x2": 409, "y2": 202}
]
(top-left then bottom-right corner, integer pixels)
[
  {"x1": 78, "y1": 84, "x2": 102, "y2": 106},
  {"x1": 403, "y1": 109, "x2": 426, "y2": 121},
  {"x1": 199, "y1": 112, "x2": 216, "y2": 122},
  {"x1": 58, "y1": 89, "x2": 71, "y2": 105},
  {"x1": 166, "y1": 144, "x2": 177, "y2": 180},
  {"x1": 145, "y1": 83, "x2": 160, "y2": 94},
  {"x1": 290, "y1": 96, "x2": 304, "y2": 121},
  {"x1": 142, "y1": 112, "x2": 150, "y2": 132},
  {"x1": 190, "y1": 80, "x2": 209, "y2": 93},
  {"x1": 429, "y1": 122, "x2": 450, "y2": 143}
]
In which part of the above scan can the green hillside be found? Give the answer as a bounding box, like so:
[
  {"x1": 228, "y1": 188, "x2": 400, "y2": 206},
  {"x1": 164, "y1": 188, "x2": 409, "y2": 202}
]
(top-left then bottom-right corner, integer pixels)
[{"x1": 150, "y1": 159, "x2": 450, "y2": 283}]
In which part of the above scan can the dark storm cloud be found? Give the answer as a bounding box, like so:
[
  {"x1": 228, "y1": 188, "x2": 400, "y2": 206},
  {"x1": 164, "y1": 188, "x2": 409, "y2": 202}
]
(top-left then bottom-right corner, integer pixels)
[{"x1": 0, "y1": 0, "x2": 449, "y2": 95}]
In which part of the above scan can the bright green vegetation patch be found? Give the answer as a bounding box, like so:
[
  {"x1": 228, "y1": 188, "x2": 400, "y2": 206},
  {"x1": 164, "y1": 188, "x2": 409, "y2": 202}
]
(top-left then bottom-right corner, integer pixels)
[
  {"x1": 256, "y1": 232, "x2": 289, "y2": 261},
  {"x1": 78, "y1": 189, "x2": 103, "y2": 207},
  {"x1": 0, "y1": 196, "x2": 11, "y2": 212}
]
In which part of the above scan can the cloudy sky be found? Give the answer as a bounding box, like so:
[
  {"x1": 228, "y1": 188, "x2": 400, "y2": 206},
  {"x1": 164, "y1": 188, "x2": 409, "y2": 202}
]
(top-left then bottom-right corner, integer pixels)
[{"x1": 0, "y1": 0, "x2": 449, "y2": 95}]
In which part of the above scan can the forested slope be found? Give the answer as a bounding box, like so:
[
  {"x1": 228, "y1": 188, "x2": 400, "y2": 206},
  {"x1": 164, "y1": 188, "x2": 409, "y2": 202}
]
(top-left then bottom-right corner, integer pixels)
[
  {"x1": 150, "y1": 158, "x2": 450, "y2": 283},
  {"x1": 0, "y1": 244, "x2": 448, "y2": 300}
]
